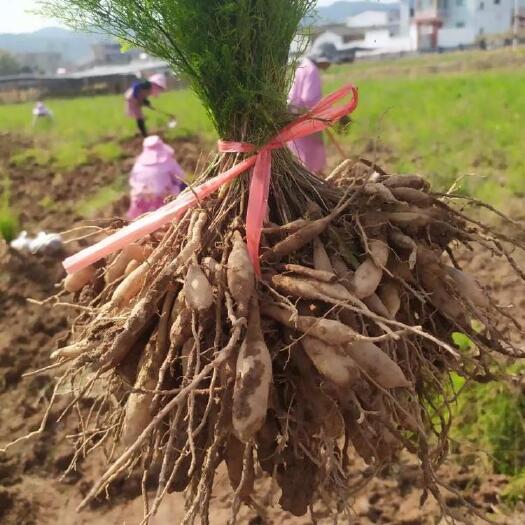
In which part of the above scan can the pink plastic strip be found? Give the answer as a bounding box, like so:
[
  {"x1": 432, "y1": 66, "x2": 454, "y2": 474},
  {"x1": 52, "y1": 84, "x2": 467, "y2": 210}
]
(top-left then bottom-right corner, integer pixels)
[
  {"x1": 245, "y1": 148, "x2": 271, "y2": 275},
  {"x1": 64, "y1": 156, "x2": 257, "y2": 274}
]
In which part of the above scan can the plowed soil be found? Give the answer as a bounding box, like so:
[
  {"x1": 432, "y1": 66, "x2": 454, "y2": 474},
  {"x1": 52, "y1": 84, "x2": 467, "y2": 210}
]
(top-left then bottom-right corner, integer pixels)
[{"x1": 1, "y1": 133, "x2": 524, "y2": 525}]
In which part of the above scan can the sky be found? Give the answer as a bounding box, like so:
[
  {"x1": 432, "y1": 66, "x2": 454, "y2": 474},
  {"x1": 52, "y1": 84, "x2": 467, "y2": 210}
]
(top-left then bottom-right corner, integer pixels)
[
  {"x1": 0, "y1": 0, "x2": 56, "y2": 33},
  {"x1": 0, "y1": 0, "x2": 339, "y2": 34}
]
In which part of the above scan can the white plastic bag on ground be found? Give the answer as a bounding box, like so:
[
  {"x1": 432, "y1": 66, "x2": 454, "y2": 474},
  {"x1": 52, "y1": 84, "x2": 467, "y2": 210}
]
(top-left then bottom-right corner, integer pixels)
[
  {"x1": 30, "y1": 232, "x2": 63, "y2": 255},
  {"x1": 10, "y1": 231, "x2": 64, "y2": 255},
  {"x1": 10, "y1": 231, "x2": 31, "y2": 253}
]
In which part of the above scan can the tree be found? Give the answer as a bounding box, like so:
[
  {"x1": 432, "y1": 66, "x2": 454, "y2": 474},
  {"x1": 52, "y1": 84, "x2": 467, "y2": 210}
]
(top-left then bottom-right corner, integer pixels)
[{"x1": 0, "y1": 50, "x2": 23, "y2": 76}]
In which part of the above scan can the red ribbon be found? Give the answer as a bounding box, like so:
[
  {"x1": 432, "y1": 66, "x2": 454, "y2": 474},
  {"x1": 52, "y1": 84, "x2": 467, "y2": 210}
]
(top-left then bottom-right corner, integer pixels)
[{"x1": 63, "y1": 84, "x2": 358, "y2": 276}]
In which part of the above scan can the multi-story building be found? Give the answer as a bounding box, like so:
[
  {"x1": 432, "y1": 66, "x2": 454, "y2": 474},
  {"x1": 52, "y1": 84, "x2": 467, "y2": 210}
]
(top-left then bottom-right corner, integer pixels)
[
  {"x1": 414, "y1": 0, "x2": 516, "y2": 49},
  {"x1": 308, "y1": 1, "x2": 419, "y2": 59},
  {"x1": 345, "y1": 2, "x2": 415, "y2": 55},
  {"x1": 307, "y1": 24, "x2": 366, "y2": 62},
  {"x1": 90, "y1": 43, "x2": 142, "y2": 66}
]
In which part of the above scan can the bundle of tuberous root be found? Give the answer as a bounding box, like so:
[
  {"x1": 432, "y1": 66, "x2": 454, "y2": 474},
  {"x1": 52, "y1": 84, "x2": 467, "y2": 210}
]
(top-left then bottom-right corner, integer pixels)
[{"x1": 31, "y1": 0, "x2": 524, "y2": 523}]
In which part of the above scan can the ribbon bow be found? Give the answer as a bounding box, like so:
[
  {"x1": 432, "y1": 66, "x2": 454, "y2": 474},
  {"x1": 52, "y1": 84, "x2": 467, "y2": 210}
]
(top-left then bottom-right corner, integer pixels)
[{"x1": 64, "y1": 84, "x2": 359, "y2": 276}]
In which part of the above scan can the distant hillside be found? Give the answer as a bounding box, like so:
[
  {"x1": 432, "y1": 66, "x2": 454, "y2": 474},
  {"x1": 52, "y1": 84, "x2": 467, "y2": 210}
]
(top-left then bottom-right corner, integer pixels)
[
  {"x1": 312, "y1": 0, "x2": 399, "y2": 24},
  {"x1": 0, "y1": 27, "x2": 112, "y2": 64}
]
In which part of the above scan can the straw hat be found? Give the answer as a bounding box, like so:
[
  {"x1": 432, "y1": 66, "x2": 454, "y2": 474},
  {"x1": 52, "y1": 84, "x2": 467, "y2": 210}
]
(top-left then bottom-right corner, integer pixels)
[
  {"x1": 149, "y1": 73, "x2": 168, "y2": 91},
  {"x1": 137, "y1": 135, "x2": 174, "y2": 165}
]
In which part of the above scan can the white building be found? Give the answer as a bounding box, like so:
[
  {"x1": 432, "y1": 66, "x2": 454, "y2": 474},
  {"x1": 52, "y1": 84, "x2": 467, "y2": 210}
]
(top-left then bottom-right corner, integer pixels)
[
  {"x1": 308, "y1": 24, "x2": 367, "y2": 62},
  {"x1": 309, "y1": 2, "x2": 419, "y2": 59},
  {"x1": 347, "y1": 3, "x2": 418, "y2": 55},
  {"x1": 414, "y1": 0, "x2": 517, "y2": 49},
  {"x1": 306, "y1": 0, "x2": 522, "y2": 58},
  {"x1": 347, "y1": 10, "x2": 401, "y2": 32}
]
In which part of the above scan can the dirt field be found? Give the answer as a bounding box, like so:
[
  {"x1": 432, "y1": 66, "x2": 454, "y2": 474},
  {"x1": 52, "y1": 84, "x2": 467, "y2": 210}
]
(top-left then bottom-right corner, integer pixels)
[{"x1": 1, "y1": 133, "x2": 524, "y2": 524}]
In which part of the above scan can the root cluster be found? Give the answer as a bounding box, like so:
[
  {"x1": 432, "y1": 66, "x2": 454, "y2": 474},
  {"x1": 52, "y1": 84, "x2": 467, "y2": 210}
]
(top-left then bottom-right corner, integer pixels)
[{"x1": 45, "y1": 154, "x2": 524, "y2": 523}]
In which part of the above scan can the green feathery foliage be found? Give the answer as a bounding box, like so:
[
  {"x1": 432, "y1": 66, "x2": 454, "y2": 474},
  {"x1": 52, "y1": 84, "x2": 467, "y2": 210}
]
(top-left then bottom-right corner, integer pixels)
[
  {"x1": 40, "y1": 0, "x2": 315, "y2": 143},
  {"x1": 0, "y1": 178, "x2": 19, "y2": 243}
]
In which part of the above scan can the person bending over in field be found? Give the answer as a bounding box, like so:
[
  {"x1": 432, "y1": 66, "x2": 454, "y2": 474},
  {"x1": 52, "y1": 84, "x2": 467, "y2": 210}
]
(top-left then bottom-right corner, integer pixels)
[
  {"x1": 127, "y1": 135, "x2": 187, "y2": 220},
  {"x1": 125, "y1": 73, "x2": 167, "y2": 137},
  {"x1": 32, "y1": 101, "x2": 53, "y2": 127}
]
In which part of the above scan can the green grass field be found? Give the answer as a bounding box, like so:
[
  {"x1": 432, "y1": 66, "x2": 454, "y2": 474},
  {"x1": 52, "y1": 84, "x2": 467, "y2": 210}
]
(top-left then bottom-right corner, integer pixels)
[
  {"x1": 328, "y1": 67, "x2": 525, "y2": 205},
  {"x1": 0, "y1": 89, "x2": 214, "y2": 172},
  {"x1": 1, "y1": 49, "x2": 523, "y2": 206},
  {"x1": 0, "y1": 89, "x2": 213, "y2": 159}
]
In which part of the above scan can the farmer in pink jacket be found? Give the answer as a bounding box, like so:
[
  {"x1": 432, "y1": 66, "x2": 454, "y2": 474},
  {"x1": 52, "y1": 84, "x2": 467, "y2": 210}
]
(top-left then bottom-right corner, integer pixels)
[
  {"x1": 125, "y1": 73, "x2": 167, "y2": 137},
  {"x1": 128, "y1": 135, "x2": 187, "y2": 220},
  {"x1": 287, "y1": 52, "x2": 333, "y2": 174}
]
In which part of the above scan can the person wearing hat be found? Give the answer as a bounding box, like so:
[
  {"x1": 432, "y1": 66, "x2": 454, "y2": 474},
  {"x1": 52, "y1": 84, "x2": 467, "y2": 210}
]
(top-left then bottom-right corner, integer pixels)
[
  {"x1": 127, "y1": 135, "x2": 187, "y2": 220},
  {"x1": 287, "y1": 51, "x2": 334, "y2": 174},
  {"x1": 32, "y1": 101, "x2": 53, "y2": 127},
  {"x1": 125, "y1": 73, "x2": 168, "y2": 137}
]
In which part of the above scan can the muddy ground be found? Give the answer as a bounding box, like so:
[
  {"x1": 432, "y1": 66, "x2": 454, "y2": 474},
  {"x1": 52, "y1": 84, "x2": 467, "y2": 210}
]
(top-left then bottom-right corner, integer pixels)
[{"x1": 1, "y1": 133, "x2": 524, "y2": 524}]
